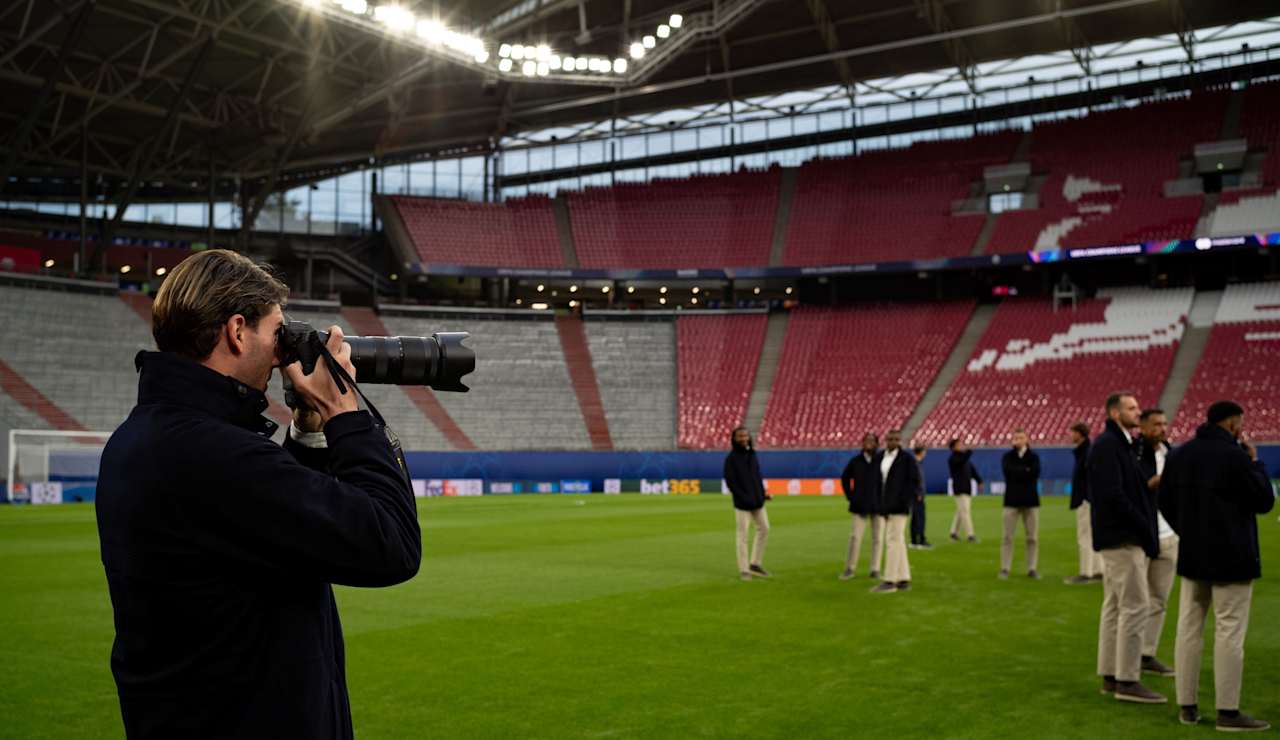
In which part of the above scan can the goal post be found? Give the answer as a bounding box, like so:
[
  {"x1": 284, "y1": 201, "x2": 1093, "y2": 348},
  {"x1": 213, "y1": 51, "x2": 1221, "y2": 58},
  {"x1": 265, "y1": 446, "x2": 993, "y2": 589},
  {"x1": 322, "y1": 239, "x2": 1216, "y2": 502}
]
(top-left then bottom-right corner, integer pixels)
[{"x1": 6, "y1": 429, "x2": 114, "y2": 504}]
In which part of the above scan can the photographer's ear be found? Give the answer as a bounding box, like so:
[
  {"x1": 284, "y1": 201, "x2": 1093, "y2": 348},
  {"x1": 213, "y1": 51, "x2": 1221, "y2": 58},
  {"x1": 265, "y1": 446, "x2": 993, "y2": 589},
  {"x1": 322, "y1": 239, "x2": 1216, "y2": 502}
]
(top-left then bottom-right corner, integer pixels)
[{"x1": 223, "y1": 314, "x2": 250, "y2": 357}]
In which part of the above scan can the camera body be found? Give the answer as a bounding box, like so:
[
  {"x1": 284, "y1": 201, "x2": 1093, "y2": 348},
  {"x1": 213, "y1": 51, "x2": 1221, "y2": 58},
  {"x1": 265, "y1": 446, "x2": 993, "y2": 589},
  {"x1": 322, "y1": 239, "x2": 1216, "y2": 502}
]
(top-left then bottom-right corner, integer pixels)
[{"x1": 277, "y1": 320, "x2": 474, "y2": 408}]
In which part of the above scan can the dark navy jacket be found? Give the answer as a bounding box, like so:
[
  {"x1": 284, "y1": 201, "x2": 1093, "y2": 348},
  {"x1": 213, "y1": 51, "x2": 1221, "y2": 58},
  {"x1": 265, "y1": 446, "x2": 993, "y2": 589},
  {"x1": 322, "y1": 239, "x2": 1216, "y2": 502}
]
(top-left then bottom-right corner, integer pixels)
[
  {"x1": 724, "y1": 444, "x2": 766, "y2": 511},
  {"x1": 840, "y1": 451, "x2": 881, "y2": 515},
  {"x1": 1087, "y1": 419, "x2": 1158, "y2": 557},
  {"x1": 947, "y1": 450, "x2": 982, "y2": 495},
  {"x1": 1069, "y1": 440, "x2": 1090, "y2": 510},
  {"x1": 1001, "y1": 448, "x2": 1041, "y2": 508},
  {"x1": 877, "y1": 449, "x2": 921, "y2": 516},
  {"x1": 96, "y1": 351, "x2": 421, "y2": 740},
  {"x1": 1159, "y1": 423, "x2": 1275, "y2": 582}
]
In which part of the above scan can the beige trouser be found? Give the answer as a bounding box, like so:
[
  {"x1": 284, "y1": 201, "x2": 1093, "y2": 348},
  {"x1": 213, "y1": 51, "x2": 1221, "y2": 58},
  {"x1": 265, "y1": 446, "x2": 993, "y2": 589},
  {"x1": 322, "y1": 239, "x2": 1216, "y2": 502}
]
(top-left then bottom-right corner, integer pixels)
[
  {"x1": 1142, "y1": 535, "x2": 1179, "y2": 656},
  {"x1": 882, "y1": 514, "x2": 911, "y2": 583},
  {"x1": 1075, "y1": 502, "x2": 1104, "y2": 578},
  {"x1": 735, "y1": 508, "x2": 770, "y2": 573},
  {"x1": 845, "y1": 513, "x2": 883, "y2": 574},
  {"x1": 1098, "y1": 545, "x2": 1151, "y2": 682},
  {"x1": 1175, "y1": 579, "x2": 1253, "y2": 710},
  {"x1": 1000, "y1": 507, "x2": 1039, "y2": 573},
  {"x1": 950, "y1": 495, "x2": 974, "y2": 539}
]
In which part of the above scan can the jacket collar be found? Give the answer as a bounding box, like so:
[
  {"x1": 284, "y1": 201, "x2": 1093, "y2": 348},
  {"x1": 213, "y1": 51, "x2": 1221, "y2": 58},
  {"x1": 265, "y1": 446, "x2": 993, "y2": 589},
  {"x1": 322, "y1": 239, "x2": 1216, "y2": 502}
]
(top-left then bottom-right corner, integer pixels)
[
  {"x1": 134, "y1": 351, "x2": 279, "y2": 437},
  {"x1": 1104, "y1": 418, "x2": 1135, "y2": 444},
  {"x1": 1194, "y1": 422, "x2": 1236, "y2": 444}
]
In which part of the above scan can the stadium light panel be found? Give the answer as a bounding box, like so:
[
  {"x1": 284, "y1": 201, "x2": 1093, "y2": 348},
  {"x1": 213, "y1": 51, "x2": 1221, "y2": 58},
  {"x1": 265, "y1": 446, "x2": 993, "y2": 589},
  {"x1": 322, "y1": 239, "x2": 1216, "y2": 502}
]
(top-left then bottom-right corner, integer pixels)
[
  {"x1": 569, "y1": 284, "x2": 579, "y2": 293},
  {"x1": 120, "y1": 265, "x2": 132, "y2": 274},
  {"x1": 338, "y1": 0, "x2": 368, "y2": 14},
  {"x1": 669, "y1": 14, "x2": 682, "y2": 28},
  {"x1": 629, "y1": 43, "x2": 645, "y2": 59},
  {"x1": 626, "y1": 286, "x2": 635, "y2": 294},
  {"x1": 536, "y1": 284, "x2": 545, "y2": 292},
  {"x1": 613, "y1": 58, "x2": 627, "y2": 74},
  {"x1": 691, "y1": 297, "x2": 698, "y2": 305},
  {"x1": 753, "y1": 287, "x2": 761, "y2": 294},
  {"x1": 785, "y1": 287, "x2": 793, "y2": 295},
  {"x1": 657, "y1": 24, "x2": 670, "y2": 39},
  {"x1": 515, "y1": 298, "x2": 523, "y2": 305},
  {"x1": 569, "y1": 300, "x2": 578, "y2": 308},
  {"x1": 531, "y1": 302, "x2": 549, "y2": 310},
  {"x1": 535, "y1": 44, "x2": 551, "y2": 61},
  {"x1": 642, "y1": 35, "x2": 655, "y2": 49},
  {"x1": 44, "y1": 259, "x2": 54, "y2": 268},
  {"x1": 498, "y1": 43, "x2": 512, "y2": 58},
  {"x1": 474, "y1": 49, "x2": 489, "y2": 63},
  {"x1": 659, "y1": 286, "x2": 667, "y2": 294},
  {"x1": 601, "y1": 286, "x2": 610, "y2": 293},
  {"x1": 659, "y1": 297, "x2": 667, "y2": 305},
  {"x1": 691, "y1": 286, "x2": 700, "y2": 294},
  {"x1": 522, "y1": 60, "x2": 536, "y2": 76},
  {"x1": 374, "y1": 5, "x2": 415, "y2": 32},
  {"x1": 498, "y1": 58, "x2": 513, "y2": 72},
  {"x1": 512, "y1": 44, "x2": 526, "y2": 60},
  {"x1": 549, "y1": 55, "x2": 562, "y2": 70},
  {"x1": 537, "y1": 62, "x2": 549, "y2": 76}
]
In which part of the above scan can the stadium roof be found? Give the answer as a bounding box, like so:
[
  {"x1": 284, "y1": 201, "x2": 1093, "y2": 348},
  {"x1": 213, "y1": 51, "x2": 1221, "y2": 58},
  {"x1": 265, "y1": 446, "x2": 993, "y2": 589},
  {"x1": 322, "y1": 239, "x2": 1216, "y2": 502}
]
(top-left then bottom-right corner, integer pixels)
[{"x1": 1, "y1": 0, "x2": 1277, "y2": 209}]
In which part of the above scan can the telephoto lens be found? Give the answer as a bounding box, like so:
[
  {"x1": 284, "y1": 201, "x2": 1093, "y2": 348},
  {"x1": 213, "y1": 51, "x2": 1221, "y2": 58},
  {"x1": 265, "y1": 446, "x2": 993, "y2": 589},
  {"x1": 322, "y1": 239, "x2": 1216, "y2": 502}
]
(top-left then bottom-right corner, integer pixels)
[{"x1": 278, "y1": 320, "x2": 474, "y2": 392}]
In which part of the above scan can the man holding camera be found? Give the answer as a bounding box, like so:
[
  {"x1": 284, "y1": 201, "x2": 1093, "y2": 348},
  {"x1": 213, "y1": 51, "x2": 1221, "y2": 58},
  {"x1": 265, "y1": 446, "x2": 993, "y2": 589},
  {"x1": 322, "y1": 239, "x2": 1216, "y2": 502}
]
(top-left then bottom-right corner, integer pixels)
[
  {"x1": 96, "y1": 250, "x2": 421, "y2": 739},
  {"x1": 1160, "y1": 401, "x2": 1275, "y2": 731}
]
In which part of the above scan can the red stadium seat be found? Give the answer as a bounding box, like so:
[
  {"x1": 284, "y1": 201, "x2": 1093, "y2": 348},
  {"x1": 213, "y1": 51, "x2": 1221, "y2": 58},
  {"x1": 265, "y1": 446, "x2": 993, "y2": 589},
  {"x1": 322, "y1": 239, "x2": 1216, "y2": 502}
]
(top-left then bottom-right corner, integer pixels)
[
  {"x1": 389, "y1": 195, "x2": 564, "y2": 269},
  {"x1": 676, "y1": 314, "x2": 767, "y2": 449}
]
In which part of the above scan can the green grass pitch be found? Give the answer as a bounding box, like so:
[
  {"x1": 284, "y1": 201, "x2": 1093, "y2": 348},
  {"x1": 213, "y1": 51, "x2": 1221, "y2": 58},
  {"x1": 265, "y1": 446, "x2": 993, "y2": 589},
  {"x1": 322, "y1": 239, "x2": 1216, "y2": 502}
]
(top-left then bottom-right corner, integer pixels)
[{"x1": 2, "y1": 495, "x2": 1277, "y2": 739}]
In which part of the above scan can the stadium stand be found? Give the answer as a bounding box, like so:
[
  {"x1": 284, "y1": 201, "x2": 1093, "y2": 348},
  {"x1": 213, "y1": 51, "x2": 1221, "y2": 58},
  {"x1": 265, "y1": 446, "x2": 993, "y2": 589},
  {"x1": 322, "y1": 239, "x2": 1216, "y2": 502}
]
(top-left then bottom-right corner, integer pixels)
[
  {"x1": 781, "y1": 132, "x2": 1018, "y2": 265},
  {"x1": 677, "y1": 314, "x2": 767, "y2": 449},
  {"x1": 585, "y1": 320, "x2": 677, "y2": 450},
  {"x1": 567, "y1": 169, "x2": 780, "y2": 269},
  {"x1": 985, "y1": 93, "x2": 1225, "y2": 253},
  {"x1": 388, "y1": 195, "x2": 564, "y2": 268},
  {"x1": 1171, "y1": 282, "x2": 1280, "y2": 442},
  {"x1": 382, "y1": 314, "x2": 592, "y2": 450},
  {"x1": 914, "y1": 287, "x2": 1194, "y2": 446},
  {"x1": 1240, "y1": 79, "x2": 1280, "y2": 189},
  {"x1": 757, "y1": 302, "x2": 974, "y2": 448}
]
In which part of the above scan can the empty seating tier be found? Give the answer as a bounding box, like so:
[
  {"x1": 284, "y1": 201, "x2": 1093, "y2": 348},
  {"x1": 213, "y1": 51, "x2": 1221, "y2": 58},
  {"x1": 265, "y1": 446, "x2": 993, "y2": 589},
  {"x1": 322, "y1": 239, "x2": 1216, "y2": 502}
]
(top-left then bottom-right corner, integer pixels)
[
  {"x1": 585, "y1": 320, "x2": 677, "y2": 450},
  {"x1": 389, "y1": 195, "x2": 564, "y2": 269},
  {"x1": 676, "y1": 314, "x2": 767, "y2": 449},
  {"x1": 915, "y1": 288, "x2": 1193, "y2": 446},
  {"x1": 758, "y1": 302, "x2": 974, "y2": 448},
  {"x1": 1171, "y1": 282, "x2": 1280, "y2": 443}
]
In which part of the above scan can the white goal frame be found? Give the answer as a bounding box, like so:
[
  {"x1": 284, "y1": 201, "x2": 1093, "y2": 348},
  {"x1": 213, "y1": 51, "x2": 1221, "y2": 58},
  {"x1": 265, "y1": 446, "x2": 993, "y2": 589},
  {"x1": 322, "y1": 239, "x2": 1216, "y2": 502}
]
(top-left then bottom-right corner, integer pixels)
[{"x1": 6, "y1": 429, "x2": 114, "y2": 504}]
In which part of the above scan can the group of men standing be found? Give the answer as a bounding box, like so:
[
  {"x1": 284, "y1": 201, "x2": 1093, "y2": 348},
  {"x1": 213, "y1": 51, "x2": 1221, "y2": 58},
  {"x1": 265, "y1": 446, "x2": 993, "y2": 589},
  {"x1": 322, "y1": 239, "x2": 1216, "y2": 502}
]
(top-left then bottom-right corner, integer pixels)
[{"x1": 723, "y1": 393, "x2": 1275, "y2": 732}]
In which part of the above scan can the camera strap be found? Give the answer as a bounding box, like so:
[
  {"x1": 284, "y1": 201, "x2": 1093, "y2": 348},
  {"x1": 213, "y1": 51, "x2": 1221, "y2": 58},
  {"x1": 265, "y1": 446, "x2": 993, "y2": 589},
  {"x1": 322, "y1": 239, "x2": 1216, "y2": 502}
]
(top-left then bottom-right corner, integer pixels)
[{"x1": 314, "y1": 343, "x2": 412, "y2": 485}]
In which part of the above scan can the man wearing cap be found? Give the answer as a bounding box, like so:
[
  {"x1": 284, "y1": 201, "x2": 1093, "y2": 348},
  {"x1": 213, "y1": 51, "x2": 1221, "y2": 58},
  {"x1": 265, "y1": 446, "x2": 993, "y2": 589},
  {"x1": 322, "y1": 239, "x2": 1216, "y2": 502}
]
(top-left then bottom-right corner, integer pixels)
[{"x1": 1160, "y1": 400, "x2": 1275, "y2": 731}]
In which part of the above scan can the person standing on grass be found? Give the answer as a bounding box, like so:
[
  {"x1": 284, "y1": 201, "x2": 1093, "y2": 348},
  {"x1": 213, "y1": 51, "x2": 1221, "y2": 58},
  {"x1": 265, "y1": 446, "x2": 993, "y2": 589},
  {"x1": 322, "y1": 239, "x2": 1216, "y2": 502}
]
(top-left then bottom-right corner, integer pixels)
[
  {"x1": 1089, "y1": 391, "x2": 1165, "y2": 704},
  {"x1": 839, "y1": 432, "x2": 883, "y2": 580},
  {"x1": 909, "y1": 444, "x2": 932, "y2": 550},
  {"x1": 946, "y1": 438, "x2": 981, "y2": 542},
  {"x1": 871, "y1": 429, "x2": 920, "y2": 594},
  {"x1": 1065, "y1": 421, "x2": 1104, "y2": 585},
  {"x1": 1160, "y1": 400, "x2": 1275, "y2": 731},
  {"x1": 999, "y1": 429, "x2": 1041, "y2": 580},
  {"x1": 1135, "y1": 408, "x2": 1176, "y2": 678},
  {"x1": 725, "y1": 426, "x2": 770, "y2": 582}
]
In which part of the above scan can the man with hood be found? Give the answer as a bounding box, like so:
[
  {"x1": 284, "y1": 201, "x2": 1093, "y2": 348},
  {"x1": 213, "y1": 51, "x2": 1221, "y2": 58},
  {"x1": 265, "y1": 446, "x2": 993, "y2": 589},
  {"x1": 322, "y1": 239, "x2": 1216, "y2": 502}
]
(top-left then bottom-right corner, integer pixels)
[
  {"x1": 840, "y1": 432, "x2": 883, "y2": 580},
  {"x1": 1160, "y1": 400, "x2": 1275, "y2": 731},
  {"x1": 725, "y1": 426, "x2": 770, "y2": 581}
]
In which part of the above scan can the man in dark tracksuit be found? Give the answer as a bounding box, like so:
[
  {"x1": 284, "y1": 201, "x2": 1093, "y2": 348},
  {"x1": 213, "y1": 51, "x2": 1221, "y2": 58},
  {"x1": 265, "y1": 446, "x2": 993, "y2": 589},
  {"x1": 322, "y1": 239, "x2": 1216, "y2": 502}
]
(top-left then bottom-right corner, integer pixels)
[
  {"x1": 95, "y1": 250, "x2": 421, "y2": 740},
  {"x1": 725, "y1": 426, "x2": 770, "y2": 581},
  {"x1": 871, "y1": 429, "x2": 921, "y2": 594},
  {"x1": 1160, "y1": 400, "x2": 1275, "y2": 731},
  {"x1": 1066, "y1": 422, "x2": 1103, "y2": 584},
  {"x1": 909, "y1": 445, "x2": 931, "y2": 549},
  {"x1": 947, "y1": 439, "x2": 981, "y2": 542},
  {"x1": 999, "y1": 429, "x2": 1041, "y2": 579},
  {"x1": 1089, "y1": 392, "x2": 1163, "y2": 704},
  {"x1": 839, "y1": 432, "x2": 882, "y2": 580}
]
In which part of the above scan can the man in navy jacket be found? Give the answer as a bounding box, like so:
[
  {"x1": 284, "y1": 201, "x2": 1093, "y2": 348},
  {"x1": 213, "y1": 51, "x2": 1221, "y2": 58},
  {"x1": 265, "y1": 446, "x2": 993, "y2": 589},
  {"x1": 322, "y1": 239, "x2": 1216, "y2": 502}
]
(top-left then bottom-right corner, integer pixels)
[
  {"x1": 871, "y1": 429, "x2": 920, "y2": 594},
  {"x1": 1065, "y1": 422, "x2": 1103, "y2": 585},
  {"x1": 1160, "y1": 400, "x2": 1275, "y2": 731},
  {"x1": 999, "y1": 429, "x2": 1041, "y2": 579},
  {"x1": 96, "y1": 250, "x2": 421, "y2": 739},
  {"x1": 725, "y1": 426, "x2": 770, "y2": 581},
  {"x1": 840, "y1": 432, "x2": 882, "y2": 580},
  {"x1": 1088, "y1": 392, "x2": 1163, "y2": 705},
  {"x1": 946, "y1": 438, "x2": 981, "y2": 542}
]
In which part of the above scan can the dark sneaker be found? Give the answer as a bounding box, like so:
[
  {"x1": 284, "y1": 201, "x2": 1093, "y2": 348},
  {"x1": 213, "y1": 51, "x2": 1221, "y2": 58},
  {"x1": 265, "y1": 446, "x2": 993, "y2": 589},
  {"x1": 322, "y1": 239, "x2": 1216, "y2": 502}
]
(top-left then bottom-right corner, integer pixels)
[
  {"x1": 748, "y1": 565, "x2": 771, "y2": 578},
  {"x1": 1090, "y1": 574, "x2": 1105, "y2": 582},
  {"x1": 1028, "y1": 570, "x2": 1042, "y2": 580},
  {"x1": 839, "y1": 568, "x2": 855, "y2": 581},
  {"x1": 1100, "y1": 676, "x2": 1117, "y2": 695},
  {"x1": 1141, "y1": 655, "x2": 1175, "y2": 677},
  {"x1": 1114, "y1": 681, "x2": 1167, "y2": 704},
  {"x1": 896, "y1": 581, "x2": 911, "y2": 591},
  {"x1": 950, "y1": 533, "x2": 960, "y2": 542},
  {"x1": 998, "y1": 570, "x2": 1009, "y2": 580},
  {"x1": 1216, "y1": 712, "x2": 1270, "y2": 732},
  {"x1": 869, "y1": 581, "x2": 898, "y2": 594},
  {"x1": 739, "y1": 571, "x2": 752, "y2": 582},
  {"x1": 869, "y1": 570, "x2": 880, "y2": 580},
  {"x1": 1179, "y1": 706, "x2": 1201, "y2": 725},
  {"x1": 1064, "y1": 575, "x2": 1094, "y2": 585},
  {"x1": 919, "y1": 542, "x2": 934, "y2": 550},
  {"x1": 967, "y1": 536, "x2": 978, "y2": 543}
]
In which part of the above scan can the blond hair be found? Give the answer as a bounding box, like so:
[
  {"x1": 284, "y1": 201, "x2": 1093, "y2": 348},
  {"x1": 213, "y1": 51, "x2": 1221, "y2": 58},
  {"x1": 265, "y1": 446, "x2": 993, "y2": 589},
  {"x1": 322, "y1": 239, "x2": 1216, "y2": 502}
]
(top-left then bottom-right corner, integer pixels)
[{"x1": 152, "y1": 249, "x2": 288, "y2": 359}]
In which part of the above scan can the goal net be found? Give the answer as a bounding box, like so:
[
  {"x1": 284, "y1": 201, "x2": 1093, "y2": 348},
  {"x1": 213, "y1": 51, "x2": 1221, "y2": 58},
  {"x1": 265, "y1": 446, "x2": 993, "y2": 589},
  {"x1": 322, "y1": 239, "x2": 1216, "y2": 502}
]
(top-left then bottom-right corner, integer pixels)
[{"x1": 6, "y1": 430, "x2": 113, "y2": 504}]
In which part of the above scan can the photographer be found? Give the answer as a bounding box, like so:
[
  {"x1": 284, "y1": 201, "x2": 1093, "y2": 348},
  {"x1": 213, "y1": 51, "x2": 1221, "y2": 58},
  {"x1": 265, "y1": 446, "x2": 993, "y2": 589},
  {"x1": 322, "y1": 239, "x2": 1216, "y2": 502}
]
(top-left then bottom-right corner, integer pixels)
[{"x1": 96, "y1": 250, "x2": 420, "y2": 739}]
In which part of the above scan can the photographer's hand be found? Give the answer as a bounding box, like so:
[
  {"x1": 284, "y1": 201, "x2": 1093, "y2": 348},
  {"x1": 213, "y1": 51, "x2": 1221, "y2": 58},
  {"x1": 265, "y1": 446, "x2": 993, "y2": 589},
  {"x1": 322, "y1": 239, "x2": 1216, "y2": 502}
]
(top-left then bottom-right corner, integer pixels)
[{"x1": 282, "y1": 326, "x2": 359, "y2": 424}]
